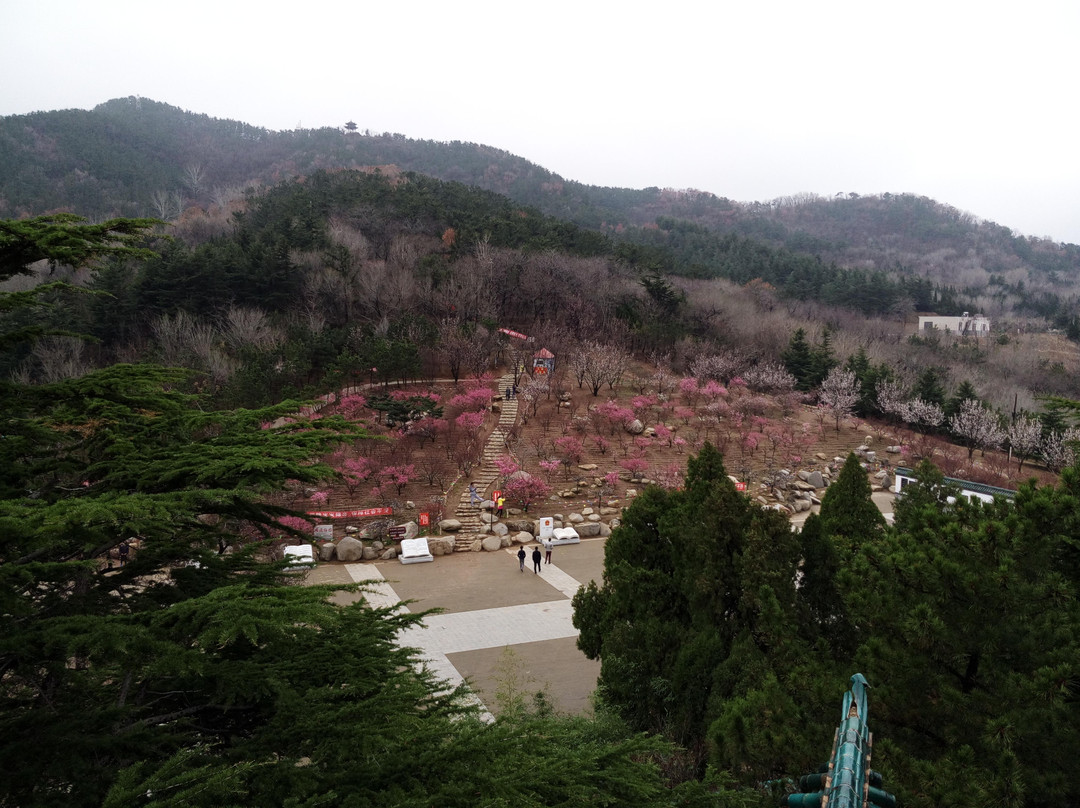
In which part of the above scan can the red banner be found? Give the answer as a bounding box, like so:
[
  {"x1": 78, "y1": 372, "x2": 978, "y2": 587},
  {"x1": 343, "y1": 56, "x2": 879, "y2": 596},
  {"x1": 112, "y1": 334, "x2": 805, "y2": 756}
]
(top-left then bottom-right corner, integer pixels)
[
  {"x1": 419, "y1": 512, "x2": 430, "y2": 527},
  {"x1": 498, "y1": 328, "x2": 529, "y2": 340},
  {"x1": 306, "y1": 507, "x2": 394, "y2": 519}
]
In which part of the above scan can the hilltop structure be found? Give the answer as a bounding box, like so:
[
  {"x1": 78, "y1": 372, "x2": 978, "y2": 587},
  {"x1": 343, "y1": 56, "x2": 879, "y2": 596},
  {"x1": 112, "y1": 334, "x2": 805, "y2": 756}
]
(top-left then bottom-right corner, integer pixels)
[{"x1": 917, "y1": 312, "x2": 990, "y2": 335}]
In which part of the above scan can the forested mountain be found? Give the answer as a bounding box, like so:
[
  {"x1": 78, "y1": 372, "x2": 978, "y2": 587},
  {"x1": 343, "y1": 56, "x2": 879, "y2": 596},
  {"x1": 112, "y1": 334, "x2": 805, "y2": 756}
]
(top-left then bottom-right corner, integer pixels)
[
  {"x1": 3, "y1": 97, "x2": 1079, "y2": 331},
  {"x1": 6, "y1": 104, "x2": 1080, "y2": 807}
]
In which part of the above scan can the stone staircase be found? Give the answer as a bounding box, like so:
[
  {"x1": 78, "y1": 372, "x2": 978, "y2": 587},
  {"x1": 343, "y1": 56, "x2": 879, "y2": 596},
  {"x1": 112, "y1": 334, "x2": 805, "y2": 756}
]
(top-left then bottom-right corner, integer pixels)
[{"x1": 453, "y1": 373, "x2": 519, "y2": 551}]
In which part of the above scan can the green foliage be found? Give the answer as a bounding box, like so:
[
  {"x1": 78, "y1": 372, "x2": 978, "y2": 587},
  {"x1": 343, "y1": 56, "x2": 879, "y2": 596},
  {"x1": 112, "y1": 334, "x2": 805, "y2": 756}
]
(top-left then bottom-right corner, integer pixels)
[
  {"x1": 573, "y1": 444, "x2": 834, "y2": 780},
  {"x1": 367, "y1": 392, "x2": 442, "y2": 426},
  {"x1": 835, "y1": 461, "x2": 1080, "y2": 807},
  {"x1": 782, "y1": 328, "x2": 836, "y2": 391},
  {"x1": 0, "y1": 213, "x2": 161, "y2": 280},
  {"x1": 912, "y1": 366, "x2": 947, "y2": 408},
  {"x1": 818, "y1": 453, "x2": 886, "y2": 556},
  {"x1": 843, "y1": 347, "x2": 892, "y2": 417}
]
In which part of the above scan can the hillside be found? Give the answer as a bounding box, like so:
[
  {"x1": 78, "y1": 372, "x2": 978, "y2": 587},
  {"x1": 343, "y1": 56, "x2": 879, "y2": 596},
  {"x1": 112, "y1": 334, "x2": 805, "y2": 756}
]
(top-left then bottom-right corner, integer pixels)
[{"x1": 3, "y1": 97, "x2": 1079, "y2": 334}]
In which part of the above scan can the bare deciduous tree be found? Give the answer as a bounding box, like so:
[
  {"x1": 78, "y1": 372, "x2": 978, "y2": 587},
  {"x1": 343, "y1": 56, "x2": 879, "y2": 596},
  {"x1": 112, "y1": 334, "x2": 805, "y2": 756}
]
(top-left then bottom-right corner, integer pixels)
[
  {"x1": 183, "y1": 163, "x2": 206, "y2": 198},
  {"x1": 26, "y1": 336, "x2": 90, "y2": 383},
  {"x1": 221, "y1": 306, "x2": 283, "y2": 352}
]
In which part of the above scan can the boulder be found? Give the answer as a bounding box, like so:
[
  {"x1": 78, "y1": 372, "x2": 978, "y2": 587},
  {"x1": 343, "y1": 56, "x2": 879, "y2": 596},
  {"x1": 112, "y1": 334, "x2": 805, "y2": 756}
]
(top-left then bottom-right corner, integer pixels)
[
  {"x1": 318, "y1": 542, "x2": 337, "y2": 562},
  {"x1": 439, "y1": 519, "x2": 463, "y2": 532},
  {"x1": 625, "y1": 489, "x2": 638, "y2": 498},
  {"x1": 336, "y1": 537, "x2": 364, "y2": 562},
  {"x1": 504, "y1": 519, "x2": 534, "y2": 533},
  {"x1": 429, "y1": 538, "x2": 455, "y2": 556},
  {"x1": 396, "y1": 521, "x2": 418, "y2": 541},
  {"x1": 492, "y1": 522, "x2": 509, "y2": 537},
  {"x1": 379, "y1": 547, "x2": 398, "y2": 561},
  {"x1": 598, "y1": 522, "x2": 612, "y2": 537},
  {"x1": 482, "y1": 536, "x2": 503, "y2": 552},
  {"x1": 405, "y1": 500, "x2": 415, "y2": 509},
  {"x1": 362, "y1": 546, "x2": 379, "y2": 560},
  {"x1": 886, "y1": 445, "x2": 902, "y2": 453},
  {"x1": 609, "y1": 518, "x2": 621, "y2": 529},
  {"x1": 345, "y1": 525, "x2": 359, "y2": 534},
  {"x1": 581, "y1": 507, "x2": 594, "y2": 515},
  {"x1": 568, "y1": 512, "x2": 585, "y2": 524},
  {"x1": 588, "y1": 513, "x2": 602, "y2": 522},
  {"x1": 512, "y1": 531, "x2": 533, "y2": 544},
  {"x1": 480, "y1": 511, "x2": 497, "y2": 524},
  {"x1": 578, "y1": 463, "x2": 599, "y2": 471},
  {"x1": 577, "y1": 522, "x2": 602, "y2": 537},
  {"x1": 807, "y1": 471, "x2": 825, "y2": 489},
  {"x1": 625, "y1": 419, "x2": 645, "y2": 435}
]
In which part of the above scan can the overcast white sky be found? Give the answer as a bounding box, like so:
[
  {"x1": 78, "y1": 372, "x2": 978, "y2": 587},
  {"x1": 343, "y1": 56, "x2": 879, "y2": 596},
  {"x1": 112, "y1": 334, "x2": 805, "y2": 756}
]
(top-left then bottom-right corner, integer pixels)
[{"x1": 3, "y1": 0, "x2": 1078, "y2": 243}]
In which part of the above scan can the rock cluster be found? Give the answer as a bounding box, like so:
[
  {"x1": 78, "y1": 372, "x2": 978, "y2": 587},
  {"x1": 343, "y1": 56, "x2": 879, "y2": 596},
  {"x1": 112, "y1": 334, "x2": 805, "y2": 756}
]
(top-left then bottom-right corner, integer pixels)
[{"x1": 314, "y1": 521, "x2": 455, "y2": 562}]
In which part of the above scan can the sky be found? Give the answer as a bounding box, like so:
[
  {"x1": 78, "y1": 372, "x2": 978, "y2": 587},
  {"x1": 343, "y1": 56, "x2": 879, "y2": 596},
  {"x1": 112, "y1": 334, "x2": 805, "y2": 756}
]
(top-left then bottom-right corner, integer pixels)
[{"x1": 3, "y1": 0, "x2": 1079, "y2": 243}]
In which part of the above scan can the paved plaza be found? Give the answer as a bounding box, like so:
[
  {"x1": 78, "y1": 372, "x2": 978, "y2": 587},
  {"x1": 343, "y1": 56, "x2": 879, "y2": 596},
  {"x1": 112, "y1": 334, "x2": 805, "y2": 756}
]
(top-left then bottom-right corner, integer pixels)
[
  {"x1": 304, "y1": 538, "x2": 606, "y2": 719},
  {"x1": 302, "y1": 492, "x2": 895, "y2": 719}
]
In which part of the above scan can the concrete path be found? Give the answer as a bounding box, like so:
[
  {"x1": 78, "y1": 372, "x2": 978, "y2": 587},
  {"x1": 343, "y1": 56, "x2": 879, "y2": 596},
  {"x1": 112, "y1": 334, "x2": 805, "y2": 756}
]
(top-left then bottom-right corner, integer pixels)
[{"x1": 318, "y1": 539, "x2": 606, "y2": 721}]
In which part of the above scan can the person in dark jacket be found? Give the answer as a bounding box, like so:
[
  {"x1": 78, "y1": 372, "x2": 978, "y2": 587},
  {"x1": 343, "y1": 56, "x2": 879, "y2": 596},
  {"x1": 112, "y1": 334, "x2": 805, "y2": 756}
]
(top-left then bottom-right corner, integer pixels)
[
  {"x1": 517, "y1": 546, "x2": 526, "y2": 572},
  {"x1": 532, "y1": 545, "x2": 542, "y2": 574}
]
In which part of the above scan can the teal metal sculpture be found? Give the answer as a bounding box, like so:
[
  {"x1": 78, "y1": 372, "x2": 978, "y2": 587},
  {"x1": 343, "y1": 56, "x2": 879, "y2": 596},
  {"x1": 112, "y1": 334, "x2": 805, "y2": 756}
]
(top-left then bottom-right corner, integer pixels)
[{"x1": 783, "y1": 674, "x2": 897, "y2": 808}]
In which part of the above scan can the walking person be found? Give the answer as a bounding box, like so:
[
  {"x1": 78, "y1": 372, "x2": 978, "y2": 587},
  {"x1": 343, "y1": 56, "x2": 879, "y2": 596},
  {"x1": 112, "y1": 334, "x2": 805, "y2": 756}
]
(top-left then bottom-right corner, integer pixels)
[
  {"x1": 532, "y1": 545, "x2": 542, "y2": 574},
  {"x1": 468, "y1": 482, "x2": 481, "y2": 507},
  {"x1": 517, "y1": 546, "x2": 526, "y2": 573},
  {"x1": 543, "y1": 537, "x2": 553, "y2": 565},
  {"x1": 496, "y1": 496, "x2": 506, "y2": 518},
  {"x1": 118, "y1": 540, "x2": 130, "y2": 567}
]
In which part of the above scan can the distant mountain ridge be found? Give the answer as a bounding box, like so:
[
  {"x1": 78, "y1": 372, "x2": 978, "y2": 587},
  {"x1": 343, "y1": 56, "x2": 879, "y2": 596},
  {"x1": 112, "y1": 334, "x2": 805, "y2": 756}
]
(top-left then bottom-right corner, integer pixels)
[{"x1": 2, "y1": 96, "x2": 1078, "y2": 315}]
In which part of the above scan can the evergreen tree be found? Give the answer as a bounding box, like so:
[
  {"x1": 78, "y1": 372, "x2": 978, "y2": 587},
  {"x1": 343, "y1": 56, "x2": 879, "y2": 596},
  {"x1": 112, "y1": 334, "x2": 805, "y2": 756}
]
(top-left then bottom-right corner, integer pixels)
[
  {"x1": 818, "y1": 453, "x2": 886, "y2": 556},
  {"x1": 782, "y1": 328, "x2": 815, "y2": 391},
  {"x1": 912, "y1": 366, "x2": 947, "y2": 409},
  {"x1": 574, "y1": 444, "x2": 830, "y2": 780},
  {"x1": 945, "y1": 379, "x2": 979, "y2": 420},
  {"x1": 844, "y1": 347, "x2": 892, "y2": 416},
  {"x1": 839, "y1": 461, "x2": 1080, "y2": 807},
  {"x1": 808, "y1": 326, "x2": 838, "y2": 389}
]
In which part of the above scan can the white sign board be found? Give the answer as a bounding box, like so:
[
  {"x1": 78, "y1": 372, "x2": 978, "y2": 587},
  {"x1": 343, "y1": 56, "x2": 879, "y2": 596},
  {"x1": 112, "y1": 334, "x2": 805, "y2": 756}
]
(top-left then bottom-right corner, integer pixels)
[{"x1": 538, "y1": 517, "x2": 554, "y2": 539}]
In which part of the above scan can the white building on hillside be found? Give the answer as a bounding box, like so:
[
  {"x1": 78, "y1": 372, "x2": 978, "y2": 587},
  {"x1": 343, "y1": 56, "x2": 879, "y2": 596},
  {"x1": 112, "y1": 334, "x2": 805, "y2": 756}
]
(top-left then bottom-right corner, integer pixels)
[{"x1": 917, "y1": 312, "x2": 990, "y2": 335}]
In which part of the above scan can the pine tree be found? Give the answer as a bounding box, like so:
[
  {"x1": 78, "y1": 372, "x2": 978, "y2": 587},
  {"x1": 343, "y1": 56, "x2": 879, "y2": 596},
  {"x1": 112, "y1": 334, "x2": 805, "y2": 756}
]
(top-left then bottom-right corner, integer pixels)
[
  {"x1": 817, "y1": 453, "x2": 886, "y2": 556},
  {"x1": 782, "y1": 328, "x2": 815, "y2": 391},
  {"x1": 574, "y1": 444, "x2": 823, "y2": 779}
]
